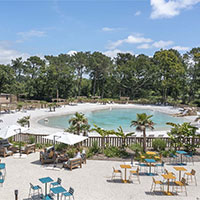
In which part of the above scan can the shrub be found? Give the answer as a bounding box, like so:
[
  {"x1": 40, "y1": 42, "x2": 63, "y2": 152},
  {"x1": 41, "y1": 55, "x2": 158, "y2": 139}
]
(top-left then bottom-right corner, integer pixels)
[
  {"x1": 129, "y1": 143, "x2": 143, "y2": 157},
  {"x1": 160, "y1": 150, "x2": 169, "y2": 157},
  {"x1": 104, "y1": 146, "x2": 128, "y2": 158},
  {"x1": 89, "y1": 141, "x2": 101, "y2": 155},
  {"x1": 55, "y1": 143, "x2": 68, "y2": 152},
  {"x1": 36, "y1": 143, "x2": 43, "y2": 149},
  {"x1": 66, "y1": 147, "x2": 76, "y2": 158},
  {"x1": 152, "y1": 139, "x2": 166, "y2": 151},
  {"x1": 29, "y1": 136, "x2": 35, "y2": 144},
  {"x1": 104, "y1": 146, "x2": 120, "y2": 157}
]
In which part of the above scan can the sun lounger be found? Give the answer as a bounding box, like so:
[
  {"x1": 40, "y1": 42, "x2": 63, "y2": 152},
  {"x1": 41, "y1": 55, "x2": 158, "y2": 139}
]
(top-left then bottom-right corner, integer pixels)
[
  {"x1": 22, "y1": 143, "x2": 36, "y2": 155},
  {"x1": 0, "y1": 147, "x2": 13, "y2": 157},
  {"x1": 63, "y1": 158, "x2": 82, "y2": 170}
]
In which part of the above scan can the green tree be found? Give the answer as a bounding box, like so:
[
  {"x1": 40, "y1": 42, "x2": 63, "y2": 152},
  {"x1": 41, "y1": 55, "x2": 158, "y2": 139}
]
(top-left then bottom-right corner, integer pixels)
[
  {"x1": 87, "y1": 52, "x2": 113, "y2": 97},
  {"x1": 17, "y1": 116, "x2": 30, "y2": 127},
  {"x1": 68, "y1": 112, "x2": 89, "y2": 135},
  {"x1": 91, "y1": 124, "x2": 115, "y2": 152},
  {"x1": 183, "y1": 47, "x2": 200, "y2": 103},
  {"x1": 130, "y1": 113, "x2": 154, "y2": 152},
  {"x1": 114, "y1": 126, "x2": 135, "y2": 149},
  {"x1": 71, "y1": 52, "x2": 89, "y2": 96},
  {"x1": 167, "y1": 122, "x2": 198, "y2": 152},
  {"x1": 153, "y1": 49, "x2": 185, "y2": 104},
  {"x1": 0, "y1": 64, "x2": 15, "y2": 93}
]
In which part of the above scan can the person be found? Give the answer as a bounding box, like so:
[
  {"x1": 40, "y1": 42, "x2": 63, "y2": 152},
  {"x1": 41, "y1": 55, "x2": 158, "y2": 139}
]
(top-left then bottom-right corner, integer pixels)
[
  {"x1": 63, "y1": 149, "x2": 81, "y2": 168},
  {"x1": 75, "y1": 149, "x2": 81, "y2": 158}
]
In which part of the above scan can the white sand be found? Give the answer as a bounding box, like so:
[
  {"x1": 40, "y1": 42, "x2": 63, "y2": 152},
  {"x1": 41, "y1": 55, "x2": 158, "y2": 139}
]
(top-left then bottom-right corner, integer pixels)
[
  {"x1": 0, "y1": 103, "x2": 197, "y2": 137},
  {"x1": 0, "y1": 152, "x2": 200, "y2": 200}
]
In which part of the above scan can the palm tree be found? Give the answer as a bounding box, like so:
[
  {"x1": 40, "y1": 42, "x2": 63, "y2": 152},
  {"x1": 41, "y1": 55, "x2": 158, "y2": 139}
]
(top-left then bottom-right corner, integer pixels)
[
  {"x1": 114, "y1": 126, "x2": 135, "y2": 149},
  {"x1": 91, "y1": 124, "x2": 115, "y2": 152},
  {"x1": 17, "y1": 116, "x2": 30, "y2": 128},
  {"x1": 130, "y1": 113, "x2": 154, "y2": 152},
  {"x1": 68, "y1": 112, "x2": 89, "y2": 135}
]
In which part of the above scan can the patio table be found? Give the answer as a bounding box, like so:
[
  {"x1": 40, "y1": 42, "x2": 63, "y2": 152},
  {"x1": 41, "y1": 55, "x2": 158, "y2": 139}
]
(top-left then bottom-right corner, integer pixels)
[
  {"x1": 120, "y1": 164, "x2": 131, "y2": 183},
  {"x1": 50, "y1": 186, "x2": 66, "y2": 200},
  {"x1": 162, "y1": 174, "x2": 176, "y2": 195},
  {"x1": 0, "y1": 163, "x2": 5, "y2": 169},
  {"x1": 173, "y1": 166, "x2": 187, "y2": 181},
  {"x1": 176, "y1": 151, "x2": 187, "y2": 165},
  {"x1": 146, "y1": 151, "x2": 156, "y2": 156},
  {"x1": 39, "y1": 177, "x2": 53, "y2": 196},
  {"x1": 0, "y1": 163, "x2": 6, "y2": 176},
  {"x1": 144, "y1": 159, "x2": 156, "y2": 176}
]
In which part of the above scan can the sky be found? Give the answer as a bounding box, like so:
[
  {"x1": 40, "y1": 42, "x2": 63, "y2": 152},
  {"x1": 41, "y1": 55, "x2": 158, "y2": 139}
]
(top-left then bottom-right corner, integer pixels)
[{"x1": 0, "y1": 0, "x2": 200, "y2": 64}]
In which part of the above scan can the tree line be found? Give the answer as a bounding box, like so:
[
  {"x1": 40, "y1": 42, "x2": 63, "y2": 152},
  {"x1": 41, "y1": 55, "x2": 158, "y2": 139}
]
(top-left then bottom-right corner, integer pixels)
[{"x1": 0, "y1": 47, "x2": 200, "y2": 105}]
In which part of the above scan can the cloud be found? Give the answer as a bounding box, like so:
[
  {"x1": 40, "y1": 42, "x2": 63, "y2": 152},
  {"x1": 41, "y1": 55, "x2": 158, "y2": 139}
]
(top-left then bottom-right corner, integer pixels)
[
  {"x1": 67, "y1": 50, "x2": 77, "y2": 56},
  {"x1": 103, "y1": 49, "x2": 134, "y2": 58},
  {"x1": 152, "y1": 40, "x2": 174, "y2": 48},
  {"x1": 102, "y1": 27, "x2": 115, "y2": 32},
  {"x1": 108, "y1": 34, "x2": 153, "y2": 49},
  {"x1": 172, "y1": 45, "x2": 190, "y2": 51},
  {"x1": 0, "y1": 42, "x2": 30, "y2": 64},
  {"x1": 17, "y1": 30, "x2": 46, "y2": 41},
  {"x1": 135, "y1": 11, "x2": 141, "y2": 16},
  {"x1": 150, "y1": 0, "x2": 200, "y2": 19},
  {"x1": 137, "y1": 44, "x2": 151, "y2": 49}
]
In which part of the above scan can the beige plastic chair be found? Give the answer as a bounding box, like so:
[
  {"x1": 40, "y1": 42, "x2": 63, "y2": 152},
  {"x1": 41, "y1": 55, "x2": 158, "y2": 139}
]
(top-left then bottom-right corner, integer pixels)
[
  {"x1": 111, "y1": 167, "x2": 122, "y2": 180},
  {"x1": 129, "y1": 167, "x2": 140, "y2": 183},
  {"x1": 175, "y1": 177, "x2": 187, "y2": 196},
  {"x1": 150, "y1": 177, "x2": 164, "y2": 193},
  {"x1": 184, "y1": 169, "x2": 197, "y2": 186}
]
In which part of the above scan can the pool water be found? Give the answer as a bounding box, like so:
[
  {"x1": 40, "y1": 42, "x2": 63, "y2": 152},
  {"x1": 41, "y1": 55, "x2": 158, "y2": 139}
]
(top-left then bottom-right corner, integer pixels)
[{"x1": 38, "y1": 108, "x2": 187, "y2": 132}]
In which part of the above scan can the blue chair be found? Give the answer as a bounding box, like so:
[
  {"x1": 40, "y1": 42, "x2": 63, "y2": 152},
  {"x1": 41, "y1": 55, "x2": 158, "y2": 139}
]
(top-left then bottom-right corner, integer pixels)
[
  {"x1": 0, "y1": 163, "x2": 6, "y2": 176},
  {"x1": 61, "y1": 187, "x2": 74, "y2": 200},
  {"x1": 28, "y1": 183, "x2": 43, "y2": 199},
  {"x1": 139, "y1": 163, "x2": 148, "y2": 173},
  {"x1": 169, "y1": 153, "x2": 178, "y2": 164},
  {"x1": 50, "y1": 177, "x2": 62, "y2": 188},
  {"x1": 42, "y1": 194, "x2": 54, "y2": 200},
  {"x1": 0, "y1": 177, "x2": 4, "y2": 187},
  {"x1": 184, "y1": 152, "x2": 194, "y2": 165},
  {"x1": 155, "y1": 161, "x2": 164, "y2": 173}
]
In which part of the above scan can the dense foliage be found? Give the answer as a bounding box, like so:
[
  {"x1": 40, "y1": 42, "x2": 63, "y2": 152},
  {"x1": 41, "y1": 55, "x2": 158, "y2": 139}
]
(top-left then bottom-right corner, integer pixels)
[{"x1": 1, "y1": 48, "x2": 200, "y2": 105}]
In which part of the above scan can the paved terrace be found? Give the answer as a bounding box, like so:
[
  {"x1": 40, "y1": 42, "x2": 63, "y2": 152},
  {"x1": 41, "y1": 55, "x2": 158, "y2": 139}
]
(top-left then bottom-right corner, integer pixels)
[{"x1": 0, "y1": 152, "x2": 200, "y2": 200}]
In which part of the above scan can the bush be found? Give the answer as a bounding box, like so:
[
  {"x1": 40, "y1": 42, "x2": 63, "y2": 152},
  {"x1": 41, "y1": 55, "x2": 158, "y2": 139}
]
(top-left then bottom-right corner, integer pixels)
[
  {"x1": 89, "y1": 141, "x2": 101, "y2": 155},
  {"x1": 152, "y1": 139, "x2": 166, "y2": 151},
  {"x1": 129, "y1": 143, "x2": 143, "y2": 157},
  {"x1": 104, "y1": 146, "x2": 120, "y2": 157},
  {"x1": 29, "y1": 136, "x2": 35, "y2": 144},
  {"x1": 104, "y1": 146, "x2": 128, "y2": 158},
  {"x1": 160, "y1": 150, "x2": 169, "y2": 157},
  {"x1": 36, "y1": 143, "x2": 43, "y2": 149},
  {"x1": 55, "y1": 143, "x2": 68, "y2": 152},
  {"x1": 66, "y1": 147, "x2": 76, "y2": 158}
]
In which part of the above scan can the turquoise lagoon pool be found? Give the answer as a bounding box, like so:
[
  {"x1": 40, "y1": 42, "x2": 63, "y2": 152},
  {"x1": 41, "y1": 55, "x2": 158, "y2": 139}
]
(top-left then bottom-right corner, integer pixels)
[{"x1": 38, "y1": 108, "x2": 188, "y2": 132}]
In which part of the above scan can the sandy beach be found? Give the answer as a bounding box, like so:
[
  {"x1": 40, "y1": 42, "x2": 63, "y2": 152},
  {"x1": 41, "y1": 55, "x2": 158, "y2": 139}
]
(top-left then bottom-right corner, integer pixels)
[{"x1": 0, "y1": 103, "x2": 198, "y2": 137}]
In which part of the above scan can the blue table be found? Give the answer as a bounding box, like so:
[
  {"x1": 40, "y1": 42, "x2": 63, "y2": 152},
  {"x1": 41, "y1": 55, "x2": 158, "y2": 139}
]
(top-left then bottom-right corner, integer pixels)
[
  {"x1": 50, "y1": 186, "x2": 66, "y2": 200},
  {"x1": 145, "y1": 159, "x2": 156, "y2": 176},
  {"x1": 39, "y1": 177, "x2": 53, "y2": 196},
  {"x1": 176, "y1": 151, "x2": 187, "y2": 165},
  {"x1": 0, "y1": 163, "x2": 6, "y2": 176},
  {"x1": 0, "y1": 163, "x2": 5, "y2": 169}
]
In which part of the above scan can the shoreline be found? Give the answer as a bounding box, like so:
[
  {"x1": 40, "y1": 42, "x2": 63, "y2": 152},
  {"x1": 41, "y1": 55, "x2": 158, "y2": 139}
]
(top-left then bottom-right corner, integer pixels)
[{"x1": 0, "y1": 103, "x2": 198, "y2": 137}]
